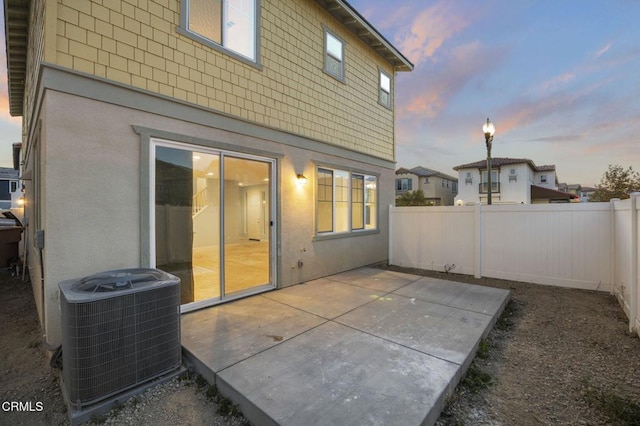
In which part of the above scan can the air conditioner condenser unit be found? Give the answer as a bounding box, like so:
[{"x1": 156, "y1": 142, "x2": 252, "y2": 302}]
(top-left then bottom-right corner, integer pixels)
[{"x1": 59, "y1": 268, "x2": 181, "y2": 409}]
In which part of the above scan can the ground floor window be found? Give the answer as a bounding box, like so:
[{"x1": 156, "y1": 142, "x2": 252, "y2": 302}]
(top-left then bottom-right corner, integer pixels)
[{"x1": 316, "y1": 167, "x2": 377, "y2": 235}]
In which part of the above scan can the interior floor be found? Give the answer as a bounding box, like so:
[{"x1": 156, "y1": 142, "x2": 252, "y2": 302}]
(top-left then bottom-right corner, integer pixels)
[{"x1": 192, "y1": 240, "x2": 270, "y2": 300}]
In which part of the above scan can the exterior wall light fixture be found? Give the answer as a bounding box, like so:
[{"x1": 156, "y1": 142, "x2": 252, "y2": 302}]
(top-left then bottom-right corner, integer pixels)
[{"x1": 296, "y1": 173, "x2": 308, "y2": 185}]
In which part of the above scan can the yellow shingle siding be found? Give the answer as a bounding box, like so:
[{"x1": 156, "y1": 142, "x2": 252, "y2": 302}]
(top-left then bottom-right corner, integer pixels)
[{"x1": 53, "y1": 0, "x2": 396, "y2": 160}]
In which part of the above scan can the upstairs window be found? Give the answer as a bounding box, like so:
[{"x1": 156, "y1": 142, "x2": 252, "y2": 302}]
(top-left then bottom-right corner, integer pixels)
[
  {"x1": 540, "y1": 174, "x2": 548, "y2": 183},
  {"x1": 379, "y1": 71, "x2": 391, "y2": 108},
  {"x1": 183, "y1": 0, "x2": 257, "y2": 62},
  {"x1": 324, "y1": 30, "x2": 344, "y2": 81}
]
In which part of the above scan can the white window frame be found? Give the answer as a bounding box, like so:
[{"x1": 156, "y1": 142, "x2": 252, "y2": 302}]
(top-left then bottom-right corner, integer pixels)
[
  {"x1": 323, "y1": 28, "x2": 345, "y2": 82},
  {"x1": 179, "y1": 0, "x2": 260, "y2": 66},
  {"x1": 316, "y1": 166, "x2": 378, "y2": 237},
  {"x1": 396, "y1": 178, "x2": 412, "y2": 192},
  {"x1": 379, "y1": 70, "x2": 391, "y2": 108},
  {"x1": 481, "y1": 170, "x2": 499, "y2": 192}
]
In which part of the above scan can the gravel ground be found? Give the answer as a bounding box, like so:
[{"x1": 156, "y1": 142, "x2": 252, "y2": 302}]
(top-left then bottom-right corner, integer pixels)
[{"x1": 2, "y1": 266, "x2": 640, "y2": 425}]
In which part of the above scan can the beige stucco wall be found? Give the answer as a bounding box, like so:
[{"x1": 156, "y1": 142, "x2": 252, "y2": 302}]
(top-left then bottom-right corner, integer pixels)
[
  {"x1": 49, "y1": 0, "x2": 396, "y2": 160},
  {"x1": 34, "y1": 89, "x2": 393, "y2": 346}
]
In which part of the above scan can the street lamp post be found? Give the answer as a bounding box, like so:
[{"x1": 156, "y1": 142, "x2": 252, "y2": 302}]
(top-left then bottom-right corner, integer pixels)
[{"x1": 483, "y1": 118, "x2": 496, "y2": 205}]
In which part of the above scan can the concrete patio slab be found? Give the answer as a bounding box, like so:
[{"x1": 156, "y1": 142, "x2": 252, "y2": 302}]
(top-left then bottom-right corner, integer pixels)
[
  {"x1": 217, "y1": 321, "x2": 460, "y2": 426},
  {"x1": 181, "y1": 296, "x2": 326, "y2": 373},
  {"x1": 395, "y1": 276, "x2": 509, "y2": 315},
  {"x1": 336, "y1": 294, "x2": 495, "y2": 365},
  {"x1": 181, "y1": 268, "x2": 510, "y2": 426},
  {"x1": 261, "y1": 277, "x2": 380, "y2": 319},
  {"x1": 327, "y1": 267, "x2": 422, "y2": 293}
]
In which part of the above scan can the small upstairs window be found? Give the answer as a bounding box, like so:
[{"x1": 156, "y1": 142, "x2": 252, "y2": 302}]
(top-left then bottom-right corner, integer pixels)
[
  {"x1": 540, "y1": 174, "x2": 547, "y2": 183},
  {"x1": 379, "y1": 71, "x2": 391, "y2": 108},
  {"x1": 465, "y1": 172, "x2": 472, "y2": 184},
  {"x1": 324, "y1": 29, "x2": 345, "y2": 81}
]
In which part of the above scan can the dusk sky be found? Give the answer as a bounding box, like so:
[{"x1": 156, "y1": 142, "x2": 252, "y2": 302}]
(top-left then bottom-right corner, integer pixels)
[
  {"x1": 349, "y1": 0, "x2": 640, "y2": 186},
  {"x1": 2, "y1": 1, "x2": 639, "y2": 186}
]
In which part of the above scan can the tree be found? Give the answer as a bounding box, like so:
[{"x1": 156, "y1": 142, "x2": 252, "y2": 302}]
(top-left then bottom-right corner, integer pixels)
[
  {"x1": 396, "y1": 189, "x2": 428, "y2": 206},
  {"x1": 589, "y1": 164, "x2": 640, "y2": 202}
]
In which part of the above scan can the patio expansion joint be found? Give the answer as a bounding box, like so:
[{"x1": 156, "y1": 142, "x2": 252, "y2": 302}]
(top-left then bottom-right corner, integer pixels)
[
  {"x1": 260, "y1": 286, "x2": 400, "y2": 321},
  {"x1": 326, "y1": 273, "x2": 424, "y2": 293},
  {"x1": 331, "y1": 318, "x2": 464, "y2": 368},
  {"x1": 391, "y1": 293, "x2": 503, "y2": 319}
]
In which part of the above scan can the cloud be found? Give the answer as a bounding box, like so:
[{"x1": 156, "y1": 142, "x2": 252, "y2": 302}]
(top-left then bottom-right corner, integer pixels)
[
  {"x1": 398, "y1": 41, "x2": 506, "y2": 119},
  {"x1": 525, "y1": 134, "x2": 584, "y2": 144},
  {"x1": 394, "y1": 1, "x2": 474, "y2": 65},
  {"x1": 595, "y1": 41, "x2": 612, "y2": 59},
  {"x1": 536, "y1": 72, "x2": 576, "y2": 95}
]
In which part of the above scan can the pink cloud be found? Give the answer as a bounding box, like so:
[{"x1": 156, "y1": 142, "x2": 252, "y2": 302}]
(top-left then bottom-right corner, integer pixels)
[
  {"x1": 394, "y1": 1, "x2": 473, "y2": 65},
  {"x1": 536, "y1": 72, "x2": 576, "y2": 95},
  {"x1": 397, "y1": 41, "x2": 503, "y2": 119}
]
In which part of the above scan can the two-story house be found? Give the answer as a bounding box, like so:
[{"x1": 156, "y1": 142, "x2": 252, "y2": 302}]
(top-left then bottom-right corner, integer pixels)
[
  {"x1": 4, "y1": 0, "x2": 412, "y2": 348},
  {"x1": 395, "y1": 166, "x2": 458, "y2": 206},
  {"x1": 0, "y1": 167, "x2": 21, "y2": 210},
  {"x1": 453, "y1": 158, "x2": 576, "y2": 204}
]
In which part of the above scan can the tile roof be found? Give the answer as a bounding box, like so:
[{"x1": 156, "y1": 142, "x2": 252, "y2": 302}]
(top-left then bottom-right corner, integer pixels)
[
  {"x1": 396, "y1": 166, "x2": 457, "y2": 181},
  {"x1": 0, "y1": 167, "x2": 19, "y2": 180},
  {"x1": 453, "y1": 157, "x2": 555, "y2": 173},
  {"x1": 531, "y1": 185, "x2": 578, "y2": 200}
]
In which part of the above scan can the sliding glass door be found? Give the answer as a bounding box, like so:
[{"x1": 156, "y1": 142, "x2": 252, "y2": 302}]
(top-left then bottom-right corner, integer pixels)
[{"x1": 152, "y1": 140, "x2": 275, "y2": 309}]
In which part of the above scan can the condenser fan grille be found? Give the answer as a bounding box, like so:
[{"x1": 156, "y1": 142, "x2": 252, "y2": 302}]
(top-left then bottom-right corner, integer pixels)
[{"x1": 60, "y1": 269, "x2": 181, "y2": 409}]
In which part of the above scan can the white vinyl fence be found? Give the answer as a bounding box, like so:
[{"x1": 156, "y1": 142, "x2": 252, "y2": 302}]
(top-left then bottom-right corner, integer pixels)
[{"x1": 389, "y1": 194, "x2": 640, "y2": 335}]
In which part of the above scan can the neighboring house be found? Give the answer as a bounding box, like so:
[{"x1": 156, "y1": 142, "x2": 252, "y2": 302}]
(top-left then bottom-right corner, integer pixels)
[
  {"x1": 4, "y1": 0, "x2": 412, "y2": 347},
  {"x1": 580, "y1": 187, "x2": 597, "y2": 202},
  {"x1": 395, "y1": 166, "x2": 458, "y2": 206},
  {"x1": 453, "y1": 158, "x2": 577, "y2": 205},
  {"x1": 0, "y1": 167, "x2": 20, "y2": 210}
]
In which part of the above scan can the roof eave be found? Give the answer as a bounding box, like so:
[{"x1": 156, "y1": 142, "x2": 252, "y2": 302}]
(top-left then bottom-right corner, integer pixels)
[
  {"x1": 315, "y1": 0, "x2": 414, "y2": 72},
  {"x1": 4, "y1": 0, "x2": 29, "y2": 117}
]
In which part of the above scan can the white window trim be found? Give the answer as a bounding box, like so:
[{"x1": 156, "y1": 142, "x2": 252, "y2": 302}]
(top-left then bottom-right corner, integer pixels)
[
  {"x1": 315, "y1": 166, "x2": 378, "y2": 240},
  {"x1": 379, "y1": 69, "x2": 392, "y2": 109}
]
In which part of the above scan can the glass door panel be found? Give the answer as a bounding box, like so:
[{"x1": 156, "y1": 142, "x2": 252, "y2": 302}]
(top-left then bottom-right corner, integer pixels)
[
  {"x1": 155, "y1": 146, "x2": 220, "y2": 305},
  {"x1": 223, "y1": 156, "x2": 271, "y2": 295},
  {"x1": 154, "y1": 142, "x2": 274, "y2": 308}
]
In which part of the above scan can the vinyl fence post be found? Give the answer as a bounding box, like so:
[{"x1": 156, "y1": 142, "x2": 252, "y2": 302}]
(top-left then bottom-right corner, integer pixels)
[
  {"x1": 630, "y1": 193, "x2": 639, "y2": 335},
  {"x1": 388, "y1": 204, "x2": 394, "y2": 265},
  {"x1": 474, "y1": 202, "x2": 482, "y2": 279},
  {"x1": 609, "y1": 198, "x2": 617, "y2": 295}
]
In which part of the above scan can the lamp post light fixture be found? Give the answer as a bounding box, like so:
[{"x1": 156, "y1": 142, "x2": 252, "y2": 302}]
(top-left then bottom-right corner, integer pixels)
[{"x1": 483, "y1": 118, "x2": 496, "y2": 205}]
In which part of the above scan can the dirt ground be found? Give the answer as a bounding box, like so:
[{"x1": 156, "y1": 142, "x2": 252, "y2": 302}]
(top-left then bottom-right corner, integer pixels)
[{"x1": 1, "y1": 267, "x2": 640, "y2": 425}]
